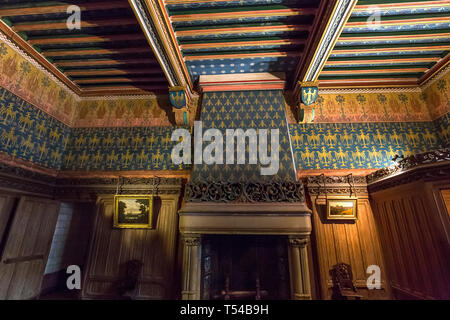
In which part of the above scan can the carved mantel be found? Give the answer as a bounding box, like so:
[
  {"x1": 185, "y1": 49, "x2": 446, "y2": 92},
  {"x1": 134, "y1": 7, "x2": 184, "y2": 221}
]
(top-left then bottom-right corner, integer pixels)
[{"x1": 179, "y1": 179, "x2": 313, "y2": 300}]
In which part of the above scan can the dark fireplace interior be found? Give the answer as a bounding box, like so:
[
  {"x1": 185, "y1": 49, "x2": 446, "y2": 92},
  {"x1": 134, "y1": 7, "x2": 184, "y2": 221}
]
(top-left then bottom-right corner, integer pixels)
[{"x1": 201, "y1": 235, "x2": 290, "y2": 300}]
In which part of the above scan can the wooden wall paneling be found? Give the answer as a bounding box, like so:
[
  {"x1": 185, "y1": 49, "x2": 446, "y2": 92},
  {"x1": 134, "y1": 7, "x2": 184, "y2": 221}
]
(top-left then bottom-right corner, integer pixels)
[
  {"x1": 416, "y1": 193, "x2": 448, "y2": 298},
  {"x1": 82, "y1": 193, "x2": 181, "y2": 299},
  {"x1": 0, "y1": 194, "x2": 17, "y2": 242},
  {"x1": 309, "y1": 193, "x2": 390, "y2": 300},
  {"x1": 411, "y1": 192, "x2": 446, "y2": 298},
  {"x1": 313, "y1": 198, "x2": 335, "y2": 299},
  {"x1": 370, "y1": 181, "x2": 450, "y2": 299},
  {"x1": 402, "y1": 197, "x2": 433, "y2": 296},
  {"x1": 431, "y1": 185, "x2": 450, "y2": 244},
  {"x1": 7, "y1": 201, "x2": 43, "y2": 299},
  {"x1": 381, "y1": 200, "x2": 408, "y2": 290},
  {"x1": 441, "y1": 189, "x2": 450, "y2": 214},
  {"x1": 0, "y1": 197, "x2": 60, "y2": 299},
  {"x1": 355, "y1": 199, "x2": 386, "y2": 299},
  {"x1": 394, "y1": 199, "x2": 420, "y2": 292}
]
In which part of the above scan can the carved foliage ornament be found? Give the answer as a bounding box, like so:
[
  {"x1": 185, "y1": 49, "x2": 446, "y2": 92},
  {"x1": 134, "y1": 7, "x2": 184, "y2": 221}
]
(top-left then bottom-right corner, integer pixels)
[
  {"x1": 367, "y1": 148, "x2": 450, "y2": 184},
  {"x1": 186, "y1": 181, "x2": 305, "y2": 203}
]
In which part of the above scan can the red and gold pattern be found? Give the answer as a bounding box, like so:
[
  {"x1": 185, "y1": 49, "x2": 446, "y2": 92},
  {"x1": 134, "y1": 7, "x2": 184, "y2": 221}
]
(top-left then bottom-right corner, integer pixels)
[
  {"x1": 0, "y1": 39, "x2": 76, "y2": 126},
  {"x1": 423, "y1": 68, "x2": 450, "y2": 120}
]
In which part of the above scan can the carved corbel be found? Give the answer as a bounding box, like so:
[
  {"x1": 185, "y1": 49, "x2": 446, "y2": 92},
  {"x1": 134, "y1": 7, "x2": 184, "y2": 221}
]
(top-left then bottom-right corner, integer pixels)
[
  {"x1": 169, "y1": 86, "x2": 190, "y2": 126},
  {"x1": 295, "y1": 81, "x2": 319, "y2": 124}
]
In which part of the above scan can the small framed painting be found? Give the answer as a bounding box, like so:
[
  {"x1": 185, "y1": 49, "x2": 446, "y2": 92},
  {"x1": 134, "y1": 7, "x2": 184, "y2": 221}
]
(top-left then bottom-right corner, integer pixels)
[
  {"x1": 326, "y1": 199, "x2": 357, "y2": 220},
  {"x1": 114, "y1": 195, "x2": 153, "y2": 229}
]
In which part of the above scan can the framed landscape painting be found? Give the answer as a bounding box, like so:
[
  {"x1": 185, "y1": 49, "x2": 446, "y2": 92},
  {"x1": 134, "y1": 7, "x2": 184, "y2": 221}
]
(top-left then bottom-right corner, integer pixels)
[
  {"x1": 114, "y1": 195, "x2": 153, "y2": 229},
  {"x1": 326, "y1": 199, "x2": 357, "y2": 221}
]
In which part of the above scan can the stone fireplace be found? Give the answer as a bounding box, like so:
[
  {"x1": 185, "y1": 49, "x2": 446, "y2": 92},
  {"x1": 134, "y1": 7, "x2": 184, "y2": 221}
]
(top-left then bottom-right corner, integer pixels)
[
  {"x1": 200, "y1": 235, "x2": 290, "y2": 300},
  {"x1": 179, "y1": 194, "x2": 312, "y2": 300}
]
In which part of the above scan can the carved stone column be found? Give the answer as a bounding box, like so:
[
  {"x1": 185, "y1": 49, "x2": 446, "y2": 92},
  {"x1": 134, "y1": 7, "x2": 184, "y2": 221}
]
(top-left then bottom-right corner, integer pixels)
[
  {"x1": 181, "y1": 234, "x2": 202, "y2": 300},
  {"x1": 288, "y1": 236, "x2": 311, "y2": 300}
]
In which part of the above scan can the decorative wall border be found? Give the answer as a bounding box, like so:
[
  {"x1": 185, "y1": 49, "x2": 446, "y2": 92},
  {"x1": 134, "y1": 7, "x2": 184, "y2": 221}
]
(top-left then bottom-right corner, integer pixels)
[
  {"x1": 186, "y1": 181, "x2": 305, "y2": 203},
  {"x1": 0, "y1": 159, "x2": 184, "y2": 198},
  {"x1": 305, "y1": 174, "x2": 368, "y2": 196},
  {"x1": 0, "y1": 30, "x2": 80, "y2": 101}
]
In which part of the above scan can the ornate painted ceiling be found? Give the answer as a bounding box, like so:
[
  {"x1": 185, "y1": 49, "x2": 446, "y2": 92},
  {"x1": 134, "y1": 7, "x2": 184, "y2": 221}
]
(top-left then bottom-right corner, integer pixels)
[
  {"x1": 165, "y1": 0, "x2": 319, "y2": 81},
  {"x1": 319, "y1": 0, "x2": 450, "y2": 87},
  {"x1": 0, "y1": 0, "x2": 448, "y2": 97},
  {"x1": 0, "y1": 0, "x2": 168, "y2": 96}
]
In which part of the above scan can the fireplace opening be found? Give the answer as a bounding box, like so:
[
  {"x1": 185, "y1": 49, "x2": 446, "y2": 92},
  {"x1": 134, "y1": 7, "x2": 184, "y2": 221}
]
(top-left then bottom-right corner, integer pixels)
[{"x1": 201, "y1": 235, "x2": 290, "y2": 300}]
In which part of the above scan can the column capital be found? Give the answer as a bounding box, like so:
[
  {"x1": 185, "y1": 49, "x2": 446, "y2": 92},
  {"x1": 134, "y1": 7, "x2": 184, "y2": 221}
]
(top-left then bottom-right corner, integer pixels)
[
  {"x1": 288, "y1": 236, "x2": 309, "y2": 248},
  {"x1": 182, "y1": 234, "x2": 202, "y2": 246}
]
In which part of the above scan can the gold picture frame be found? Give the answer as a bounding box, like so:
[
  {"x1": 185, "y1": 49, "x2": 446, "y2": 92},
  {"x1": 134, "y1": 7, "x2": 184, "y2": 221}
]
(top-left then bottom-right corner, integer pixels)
[
  {"x1": 114, "y1": 195, "x2": 153, "y2": 229},
  {"x1": 326, "y1": 199, "x2": 357, "y2": 220}
]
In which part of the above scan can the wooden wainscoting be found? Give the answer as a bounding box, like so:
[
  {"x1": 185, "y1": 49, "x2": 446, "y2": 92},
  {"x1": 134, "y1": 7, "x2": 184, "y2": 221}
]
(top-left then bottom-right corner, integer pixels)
[
  {"x1": 0, "y1": 193, "x2": 17, "y2": 242},
  {"x1": 441, "y1": 189, "x2": 450, "y2": 217},
  {"x1": 370, "y1": 181, "x2": 450, "y2": 300},
  {"x1": 309, "y1": 195, "x2": 390, "y2": 299},
  {"x1": 0, "y1": 196, "x2": 60, "y2": 299},
  {"x1": 81, "y1": 193, "x2": 181, "y2": 299}
]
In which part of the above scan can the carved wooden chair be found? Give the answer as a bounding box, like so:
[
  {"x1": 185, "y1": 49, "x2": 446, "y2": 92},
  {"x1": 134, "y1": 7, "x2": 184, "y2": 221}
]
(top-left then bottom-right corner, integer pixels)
[{"x1": 330, "y1": 263, "x2": 363, "y2": 300}]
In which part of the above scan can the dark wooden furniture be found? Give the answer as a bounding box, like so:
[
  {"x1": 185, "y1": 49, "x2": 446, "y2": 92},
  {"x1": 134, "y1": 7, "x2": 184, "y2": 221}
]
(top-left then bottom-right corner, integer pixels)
[{"x1": 330, "y1": 263, "x2": 363, "y2": 300}]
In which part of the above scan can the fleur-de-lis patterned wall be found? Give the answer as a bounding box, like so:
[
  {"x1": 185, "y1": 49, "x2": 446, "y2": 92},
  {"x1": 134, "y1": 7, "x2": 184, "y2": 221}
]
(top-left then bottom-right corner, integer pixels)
[{"x1": 190, "y1": 90, "x2": 297, "y2": 182}]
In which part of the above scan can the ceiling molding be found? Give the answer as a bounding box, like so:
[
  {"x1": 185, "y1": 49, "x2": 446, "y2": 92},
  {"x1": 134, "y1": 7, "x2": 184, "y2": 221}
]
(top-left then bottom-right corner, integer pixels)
[
  {"x1": 419, "y1": 53, "x2": 450, "y2": 86},
  {"x1": 129, "y1": 0, "x2": 193, "y2": 94},
  {"x1": 421, "y1": 61, "x2": 450, "y2": 90},
  {"x1": 300, "y1": 0, "x2": 357, "y2": 85}
]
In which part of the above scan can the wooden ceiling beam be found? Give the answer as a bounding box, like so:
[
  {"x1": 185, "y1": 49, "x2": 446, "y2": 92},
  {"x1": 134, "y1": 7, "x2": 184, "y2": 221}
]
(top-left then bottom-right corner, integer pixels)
[
  {"x1": 338, "y1": 33, "x2": 450, "y2": 43},
  {"x1": 80, "y1": 85, "x2": 168, "y2": 96},
  {"x1": 66, "y1": 68, "x2": 163, "y2": 76},
  {"x1": 321, "y1": 68, "x2": 428, "y2": 75},
  {"x1": 345, "y1": 16, "x2": 450, "y2": 28},
  {"x1": 0, "y1": 1, "x2": 131, "y2": 17},
  {"x1": 74, "y1": 77, "x2": 167, "y2": 84},
  {"x1": 43, "y1": 47, "x2": 153, "y2": 57},
  {"x1": 176, "y1": 24, "x2": 310, "y2": 37},
  {"x1": 333, "y1": 45, "x2": 450, "y2": 54},
  {"x1": 419, "y1": 52, "x2": 450, "y2": 85},
  {"x1": 184, "y1": 51, "x2": 302, "y2": 60},
  {"x1": 180, "y1": 38, "x2": 306, "y2": 50},
  {"x1": 171, "y1": 8, "x2": 317, "y2": 22},
  {"x1": 13, "y1": 18, "x2": 138, "y2": 32},
  {"x1": 29, "y1": 34, "x2": 146, "y2": 45},
  {"x1": 54, "y1": 58, "x2": 157, "y2": 67},
  {"x1": 325, "y1": 57, "x2": 440, "y2": 65}
]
